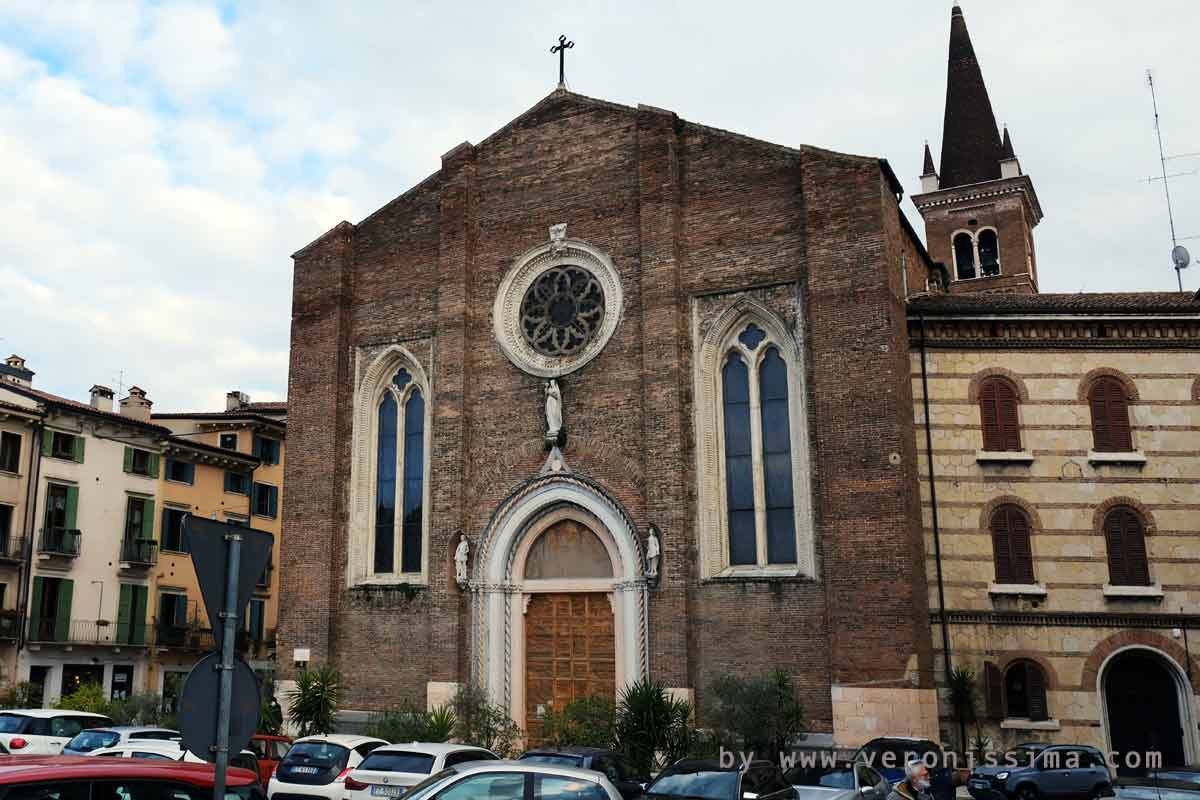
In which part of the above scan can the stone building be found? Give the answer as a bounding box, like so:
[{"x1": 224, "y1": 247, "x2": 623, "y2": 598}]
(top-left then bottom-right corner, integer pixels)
[{"x1": 911, "y1": 4, "x2": 1200, "y2": 770}]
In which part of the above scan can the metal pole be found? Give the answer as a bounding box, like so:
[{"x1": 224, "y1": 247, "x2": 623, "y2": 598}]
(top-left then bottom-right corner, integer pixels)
[
  {"x1": 213, "y1": 532, "x2": 242, "y2": 800},
  {"x1": 1147, "y1": 70, "x2": 1183, "y2": 292}
]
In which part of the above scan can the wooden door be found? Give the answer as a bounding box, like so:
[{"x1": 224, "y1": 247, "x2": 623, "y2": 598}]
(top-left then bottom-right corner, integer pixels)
[{"x1": 525, "y1": 592, "x2": 615, "y2": 744}]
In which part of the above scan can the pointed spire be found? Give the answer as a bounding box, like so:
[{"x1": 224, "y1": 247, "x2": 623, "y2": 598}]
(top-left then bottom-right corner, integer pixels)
[
  {"x1": 938, "y1": 3, "x2": 1004, "y2": 188},
  {"x1": 1000, "y1": 125, "x2": 1015, "y2": 159},
  {"x1": 922, "y1": 141, "x2": 936, "y2": 175}
]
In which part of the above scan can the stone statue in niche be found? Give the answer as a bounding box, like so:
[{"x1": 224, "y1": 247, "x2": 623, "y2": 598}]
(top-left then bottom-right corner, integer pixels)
[
  {"x1": 544, "y1": 379, "x2": 563, "y2": 446},
  {"x1": 454, "y1": 533, "x2": 470, "y2": 586},
  {"x1": 645, "y1": 524, "x2": 661, "y2": 579}
]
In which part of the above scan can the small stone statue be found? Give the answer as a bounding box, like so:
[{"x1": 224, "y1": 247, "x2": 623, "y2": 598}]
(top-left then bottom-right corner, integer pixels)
[
  {"x1": 544, "y1": 379, "x2": 563, "y2": 444},
  {"x1": 454, "y1": 533, "x2": 470, "y2": 586},
  {"x1": 645, "y1": 524, "x2": 661, "y2": 579}
]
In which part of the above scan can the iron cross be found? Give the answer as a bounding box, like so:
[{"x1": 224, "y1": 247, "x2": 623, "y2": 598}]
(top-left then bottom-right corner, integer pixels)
[{"x1": 551, "y1": 34, "x2": 574, "y2": 86}]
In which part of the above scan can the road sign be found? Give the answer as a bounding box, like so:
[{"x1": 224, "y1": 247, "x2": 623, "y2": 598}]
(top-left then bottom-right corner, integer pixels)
[
  {"x1": 178, "y1": 651, "x2": 261, "y2": 763},
  {"x1": 184, "y1": 517, "x2": 274, "y2": 642}
]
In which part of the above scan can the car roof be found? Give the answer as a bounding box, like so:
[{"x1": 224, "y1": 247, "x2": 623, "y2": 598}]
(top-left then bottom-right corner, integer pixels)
[
  {"x1": 0, "y1": 710, "x2": 110, "y2": 719},
  {"x1": 660, "y1": 758, "x2": 767, "y2": 774},
  {"x1": 522, "y1": 747, "x2": 615, "y2": 758},
  {"x1": 82, "y1": 727, "x2": 178, "y2": 734},
  {"x1": 372, "y1": 743, "x2": 492, "y2": 757},
  {"x1": 452, "y1": 761, "x2": 607, "y2": 781},
  {"x1": 295, "y1": 734, "x2": 386, "y2": 748},
  {"x1": 0, "y1": 755, "x2": 257, "y2": 785},
  {"x1": 93, "y1": 742, "x2": 256, "y2": 757}
]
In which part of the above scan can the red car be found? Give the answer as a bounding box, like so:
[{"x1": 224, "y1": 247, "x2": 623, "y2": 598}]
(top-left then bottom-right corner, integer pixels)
[
  {"x1": 0, "y1": 754, "x2": 263, "y2": 800},
  {"x1": 249, "y1": 734, "x2": 294, "y2": 785}
]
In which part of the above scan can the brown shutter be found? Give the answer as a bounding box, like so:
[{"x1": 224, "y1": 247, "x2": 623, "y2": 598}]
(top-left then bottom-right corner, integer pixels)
[
  {"x1": 1107, "y1": 381, "x2": 1133, "y2": 452},
  {"x1": 1089, "y1": 382, "x2": 1111, "y2": 451},
  {"x1": 1009, "y1": 509, "x2": 1035, "y2": 584},
  {"x1": 1026, "y1": 664, "x2": 1048, "y2": 721},
  {"x1": 984, "y1": 662, "x2": 1004, "y2": 719},
  {"x1": 1104, "y1": 509, "x2": 1130, "y2": 585},
  {"x1": 997, "y1": 381, "x2": 1022, "y2": 451},
  {"x1": 980, "y1": 381, "x2": 1001, "y2": 451},
  {"x1": 1114, "y1": 508, "x2": 1151, "y2": 586},
  {"x1": 991, "y1": 508, "x2": 1014, "y2": 583}
]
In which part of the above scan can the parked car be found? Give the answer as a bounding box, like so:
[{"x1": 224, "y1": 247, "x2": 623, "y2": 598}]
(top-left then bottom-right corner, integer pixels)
[
  {"x1": 86, "y1": 740, "x2": 262, "y2": 778},
  {"x1": 0, "y1": 754, "x2": 262, "y2": 800},
  {"x1": 788, "y1": 759, "x2": 891, "y2": 800},
  {"x1": 1116, "y1": 767, "x2": 1200, "y2": 800},
  {"x1": 0, "y1": 709, "x2": 113, "y2": 755},
  {"x1": 63, "y1": 725, "x2": 181, "y2": 755},
  {"x1": 853, "y1": 737, "x2": 955, "y2": 800},
  {"x1": 519, "y1": 746, "x2": 647, "y2": 800},
  {"x1": 267, "y1": 734, "x2": 387, "y2": 800},
  {"x1": 251, "y1": 734, "x2": 295, "y2": 784},
  {"x1": 968, "y1": 744, "x2": 1112, "y2": 800},
  {"x1": 644, "y1": 758, "x2": 795, "y2": 800},
  {"x1": 344, "y1": 742, "x2": 499, "y2": 800},
  {"x1": 390, "y1": 759, "x2": 622, "y2": 800}
]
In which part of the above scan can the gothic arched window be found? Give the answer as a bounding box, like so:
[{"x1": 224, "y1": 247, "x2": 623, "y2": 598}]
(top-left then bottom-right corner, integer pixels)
[
  {"x1": 953, "y1": 232, "x2": 976, "y2": 280},
  {"x1": 978, "y1": 229, "x2": 1000, "y2": 276},
  {"x1": 722, "y1": 354, "x2": 756, "y2": 566}
]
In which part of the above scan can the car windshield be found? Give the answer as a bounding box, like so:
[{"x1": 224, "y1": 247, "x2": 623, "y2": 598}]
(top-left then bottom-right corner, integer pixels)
[
  {"x1": 66, "y1": 730, "x2": 122, "y2": 751},
  {"x1": 790, "y1": 767, "x2": 855, "y2": 789},
  {"x1": 359, "y1": 752, "x2": 437, "y2": 774},
  {"x1": 1006, "y1": 749, "x2": 1038, "y2": 768},
  {"x1": 0, "y1": 714, "x2": 30, "y2": 734},
  {"x1": 1155, "y1": 772, "x2": 1200, "y2": 788},
  {"x1": 648, "y1": 771, "x2": 739, "y2": 800},
  {"x1": 284, "y1": 742, "x2": 350, "y2": 769},
  {"x1": 397, "y1": 769, "x2": 457, "y2": 800},
  {"x1": 862, "y1": 742, "x2": 939, "y2": 772},
  {"x1": 520, "y1": 754, "x2": 586, "y2": 768}
]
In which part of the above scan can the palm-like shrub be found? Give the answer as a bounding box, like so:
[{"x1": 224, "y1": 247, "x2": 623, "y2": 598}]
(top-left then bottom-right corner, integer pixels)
[
  {"x1": 614, "y1": 678, "x2": 694, "y2": 776},
  {"x1": 366, "y1": 702, "x2": 456, "y2": 743},
  {"x1": 288, "y1": 665, "x2": 342, "y2": 737}
]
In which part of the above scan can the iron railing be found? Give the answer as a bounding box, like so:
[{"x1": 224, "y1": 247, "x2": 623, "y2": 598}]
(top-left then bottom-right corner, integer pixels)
[
  {"x1": 119, "y1": 538, "x2": 158, "y2": 567},
  {"x1": 27, "y1": 617, "x2": 145, "y2": 646},
  {"x1": 37, "y1": 528, "x2": 81, "y2": 558},
  {"x1": 0, "y1": 536, "x2": 25, "y2": 564}
]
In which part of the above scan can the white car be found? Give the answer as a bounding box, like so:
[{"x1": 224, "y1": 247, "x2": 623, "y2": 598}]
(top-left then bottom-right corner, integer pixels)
[
  {"x1": 268, "y1": 734, "x2": 388, "y2": 800},
  {"x1": 88, "y1": 740, "x2": 262, "y2": 777},
  {"x1": 397, "y1": 760, "x2": 622, "y2": 800},
  {"x1": 0, "y1": 709, "x2": 113, "y2": 755},
  {"x1": 63, "y1": 725, "x2": 181, "y2": 755},
  {"x1": 344, "y1": 743, "x2": 499, "y2": 800}
]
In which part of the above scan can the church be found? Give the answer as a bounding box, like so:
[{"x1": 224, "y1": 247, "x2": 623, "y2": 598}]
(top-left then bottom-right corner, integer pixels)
[{"x1": 278, "y1": 3, "x2": 1200, "y2": 755}]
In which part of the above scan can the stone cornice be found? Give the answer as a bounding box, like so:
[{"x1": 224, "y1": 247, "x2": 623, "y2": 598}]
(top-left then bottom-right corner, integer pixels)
[
  {"x1": 907, "y1": 315, "x2": 1200, "y2": 350},
  {"x1": 934, "y1": 609, "x2": 1200, "y2": 628},
  {"x1": 912, "y1": 174, "x2": 1043, "y2": 225}
]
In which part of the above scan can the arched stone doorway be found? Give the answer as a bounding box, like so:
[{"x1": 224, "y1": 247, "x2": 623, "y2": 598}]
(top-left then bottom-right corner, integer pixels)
[
  {"x1": 1103, "y1": 649, "x2": 1188, "y2": 774},
  {"x1": 471, "y1": 475, "x2": 648, "y2": 737}
]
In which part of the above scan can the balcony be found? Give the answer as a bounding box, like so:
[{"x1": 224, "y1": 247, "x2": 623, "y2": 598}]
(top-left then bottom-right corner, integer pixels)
[
  {"x1": 37, "y1": 528, "x2": 81, "y2": 564},
  {"x1": 119, "y1": 538, "x2": 158, "y2": 570},
  {"x1": 27, "y1": 617, "x2": 147, "y2": 647},
  {"x1": 0, "y1": 536, "x2": 25, "y2": 565},
  {"x1": 153, "y1": 620, "x2": 216, "y2": 651}
]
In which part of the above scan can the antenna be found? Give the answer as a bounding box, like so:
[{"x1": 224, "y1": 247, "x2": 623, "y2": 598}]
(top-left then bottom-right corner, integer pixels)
[
  {"x1": 112, "y1": 369, "x2": 126, "y2": 399},
  {"x1": 1146, "y1": 70, "x2": 1196, "y2": 291}
]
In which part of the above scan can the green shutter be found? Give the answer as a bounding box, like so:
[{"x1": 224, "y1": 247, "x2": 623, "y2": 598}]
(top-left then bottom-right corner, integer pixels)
[
  {"x1": 123, "y1": 447, "x2": 133, "y2": 473},
  {"x1": 141, "y1": 499, "x2": 155, "y2": 540},
  {"x1": 252, "y1": 436, "x2": 261, "y2": 459},
  {"x1": 54, "y1": 579, "x2": 72, "y2": 642},
  {"x1": 268, "y1": 486, "x2": 278, "y2": 518},
  {"x1": 132, "y1": 585, "x2": 147, "y2": 645},
  {"x1": 250, "y1": 483, "x2": 260, "y2": 513},
  {"x1": 41, "y1": 432, "x2": 52, "y2": 458},
  {"x1": 64, "y1": 486, "x2": 79, "y2": 530},
  {"x1": 117, "y1": 584, "x2": 132, "y2": 643},
  {"x1": 172, "y1": 595, "x2": 188, "y2": 627},
  {"x1": 148, "y1": 453, "x2": 160, "y2": 478},
  {"x1": 224, "y1": 472, "x2": 234, "y2": 493},
  {"x1": 30, "y1": 576, "x2": 44, "y2": 639},
  {"x1": 72, "y1": 436, "x2": 85, "y2": 463}
]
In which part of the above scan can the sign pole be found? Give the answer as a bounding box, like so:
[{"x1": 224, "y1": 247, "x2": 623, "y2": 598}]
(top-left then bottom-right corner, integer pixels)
[{"x1": 213, "y1": 532, "x2": 243, "y2": 800}]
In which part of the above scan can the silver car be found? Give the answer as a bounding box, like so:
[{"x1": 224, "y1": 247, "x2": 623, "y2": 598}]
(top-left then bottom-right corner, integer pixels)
[
  {"x1": 398, "y1": 759, "x2": 623, "y2": 800},
  {"x1": 790, "y1": 761, "x2": 891, "y2": 800}
]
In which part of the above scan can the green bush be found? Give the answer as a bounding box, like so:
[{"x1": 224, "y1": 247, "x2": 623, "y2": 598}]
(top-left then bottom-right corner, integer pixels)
[
  {"x1": 451, "y1": 684, "x2": 521, "y2": 758},
  {"x1": 288, "y1": 664, "x2": 342, "y2": 737},
  {"x1": 614, "y1": 678, "x2": 695, "y2": 776},
  {"x1": 259, "y1": 679, "x2": 283, "y2": 736},
  {"x1": 703, "y1": 670, "x2": 804, "y2": 762},
  {"x1": 0, "y1": 682, "x2": 40, "y2": 709},
  {"x1": 542, "y1": 695, "x2": 615, "y2": 749},
  {"x1": 366, "y1": 702, "x2": 455, "y2": 743},
  {"x1": 53, "y1": 683, "x2": 108, "y2": 715},
  {"x1": 107, "y1": 693, "x2": 170, "y2": 726}
]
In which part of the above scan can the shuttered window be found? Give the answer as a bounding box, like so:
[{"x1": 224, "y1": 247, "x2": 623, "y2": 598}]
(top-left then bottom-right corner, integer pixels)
[
  {"x1": 983, "y1": 662, "x2": 1004, "y2": 719},
  {"x1": 990, "y1": 504, "x2": 1035, "y2": 584},
  {"x1": 1088, "y1": 377, "x2": 1133, "y2": 452},
  {"x1": 1005, "y1": 661, "x2": 1049, "y2": 721},
  {"x1": 1103, "y1": 506, "x2": 1151, "y2": 586},
  {"x1": 979, "y1": 378, "x2": 1021, "y2": 451}
]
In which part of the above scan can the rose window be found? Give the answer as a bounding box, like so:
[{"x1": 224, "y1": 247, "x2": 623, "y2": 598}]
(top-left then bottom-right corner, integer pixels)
[{"x1": 519, "y1": 265, "x2": 605, "y2": 357}]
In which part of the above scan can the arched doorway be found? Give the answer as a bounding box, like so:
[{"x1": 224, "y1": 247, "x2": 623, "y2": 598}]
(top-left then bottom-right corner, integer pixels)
[{"x1": 1104, "y1": 650, "x2": 1187, "y2": 774}]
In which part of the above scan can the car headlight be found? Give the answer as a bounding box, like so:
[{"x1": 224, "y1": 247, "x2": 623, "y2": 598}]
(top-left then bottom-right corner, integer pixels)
[{"x1": 996, "y1": 773, "x2": 1009, "y2": 781}]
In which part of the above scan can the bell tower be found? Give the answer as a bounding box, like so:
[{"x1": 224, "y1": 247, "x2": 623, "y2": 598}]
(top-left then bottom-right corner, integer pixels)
[{"x1": 914, "y1": 3, "x2": 1043, "y2": 294}]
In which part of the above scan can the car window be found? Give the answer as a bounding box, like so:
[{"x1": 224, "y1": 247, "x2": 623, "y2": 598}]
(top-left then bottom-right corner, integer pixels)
[
  {"x1": 648, "y1": 771, "x2": 740, "y2": 800},
  {"x1": 27, "y1": 719, "x2": 52, "y2": 736},
  {"x1": 0, "y1": 714, "x2": 31, "y2": 734},
  {"x1": 132, "y1": 751, "x2": 174, "y2": 760},
  {"x1": 1156, "y1": 772, "x2": 1200, "y2": 788},
  {"x1": 360, "y1": 751, "x2": 438, "y2": 774},
  {"x1": 66, "y1": 730, "x2": 122, "y2": 752},
  {"x1": 592, "y1": 757, "x2": 619, "y2": 782},
  {"x1": 855, "y1": 765, "x2": 881, "y2": 790},
  {"x1": 282, "y1": 741, "x2": 350, "y2": 769},
  {"x1": 437, "y1": 773, "x2": 526, "y2": 800},
  {"x1": 751, "y1": 767, "x2": 789, "y2": 795},
  {"x1": 521, "y1": 755, "x2": 586, "y2": 769},
  {"x1": 130, "y1": 732, "x2": 180, "y2": 742},
  {"x1": 3, "y1": 782, "x2": 92, "y2": 800},
  {"x1": 356, "y1": 742, "x2": 385, "y2": 757},
  {"x1": 50, "y1": 717, "x2": 85, "y2": 738},
  {"x1": 273, "y1": 742, "x2": 291, "y2": 760},
  {"x1": 248, "y1": 739, "x2": 269, "y2": 758},
  {"x1": 535, "y1": 774, "x2": 608, "y2": 800},
  {"x1": 442, "y1": 751, "x2": 495, "y2": 768},
  {"x1": 96, "y1": 752, "x2": 126, "y2": 758}
]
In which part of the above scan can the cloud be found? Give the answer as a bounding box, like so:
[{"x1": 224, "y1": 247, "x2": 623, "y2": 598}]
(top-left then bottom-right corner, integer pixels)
[{"x1": 0, "y1": 1, "x2": 1198, "y2": 411}]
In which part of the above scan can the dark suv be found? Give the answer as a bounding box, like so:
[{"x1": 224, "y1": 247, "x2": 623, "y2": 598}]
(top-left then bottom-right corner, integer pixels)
[
  {"x1": 518, "y1": 746, "x2": 646, "y2": 800},
  {"x1": 968, "y1": 744, "x2": 1112, "y2": 800}
]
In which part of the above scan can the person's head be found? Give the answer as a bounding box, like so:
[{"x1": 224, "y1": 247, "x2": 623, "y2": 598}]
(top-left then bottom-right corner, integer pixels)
[{"x1": 905, "y1": 759, "x2": 930, "y2": 791}]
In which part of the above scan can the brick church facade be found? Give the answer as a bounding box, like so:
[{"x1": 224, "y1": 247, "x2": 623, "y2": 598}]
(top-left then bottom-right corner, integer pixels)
[{"x1": 279, "y1": 4, "x2": 1200, "y2": 755}]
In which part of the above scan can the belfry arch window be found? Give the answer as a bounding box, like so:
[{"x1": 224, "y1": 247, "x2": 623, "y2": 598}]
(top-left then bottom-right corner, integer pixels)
[
  {"x1": 953, "y1": 233, "x2": 976, "y2": 280},
  {"x1": 695, "y1": 307, "x2": 814, "y2": 579},
  {"x1": 952, "y1": 228, "x2": 1001, "y2": 281}
]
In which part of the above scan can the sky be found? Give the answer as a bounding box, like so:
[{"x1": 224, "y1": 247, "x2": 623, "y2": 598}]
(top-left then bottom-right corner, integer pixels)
[{"x1": 1, "y1": 1, "x2": 1198, "y2": 411}]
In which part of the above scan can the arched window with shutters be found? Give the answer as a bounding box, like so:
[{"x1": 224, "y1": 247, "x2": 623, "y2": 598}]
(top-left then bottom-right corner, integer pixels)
[
  {"x1": 978, "y1": 377, "x2": 1021, "y2": 452},
  {"x1": 1088, "y1": 376, "x2": 1134, "y2": 452},
  {"x1": 1004, "y1": 660, "x2": 1048, "y2": 721},
  {"x1": 990, "y1": 504, "x2": 1035, "y2": 585},
  {"x1": 1103, "y1": 506, "x2": 1151, "y2": 587}
]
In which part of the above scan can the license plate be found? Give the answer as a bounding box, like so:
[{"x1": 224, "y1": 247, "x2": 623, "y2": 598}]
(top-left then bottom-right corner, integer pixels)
[
  {"x1": 292, "y1": 767, "x2": 320, "y2": 774},
  {"x1": 971, "y1": 782, "x2": 989, "y2": 789},
  {"x1": 371, "y1": 786, "x2": 404, "y2": 797}
]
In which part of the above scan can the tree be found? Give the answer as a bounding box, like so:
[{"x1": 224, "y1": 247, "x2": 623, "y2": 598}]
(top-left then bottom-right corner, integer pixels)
[
  {"x1": 451, "y1": 684, "x2": 521, "y2": 758},
  {"x1": 288, "y1": 664, "x2": 342, "y2": 737},
  {"x1": 947, "y1": 666, "x2": 978, "y2": 756},
  {"x1": 542, "y1": 695, "x2": 615, "y2": 749},
  {"x1": 703, "y1": 671, "x2": 805, "y2": 763}
]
